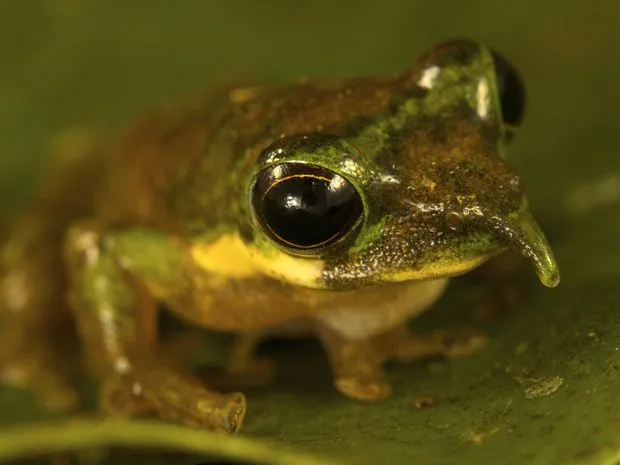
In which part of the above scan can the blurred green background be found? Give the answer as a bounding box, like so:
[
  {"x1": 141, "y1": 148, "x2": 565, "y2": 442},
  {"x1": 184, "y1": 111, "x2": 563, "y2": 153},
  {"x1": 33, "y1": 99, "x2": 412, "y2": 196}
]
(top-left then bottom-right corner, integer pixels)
[{"x1": 1, "y1": 1, "x2": 620, "y2": 465}]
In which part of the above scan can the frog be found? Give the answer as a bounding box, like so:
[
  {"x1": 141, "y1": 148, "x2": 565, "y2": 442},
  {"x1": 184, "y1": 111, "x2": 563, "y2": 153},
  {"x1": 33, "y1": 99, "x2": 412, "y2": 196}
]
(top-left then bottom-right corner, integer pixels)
[{"x1": 0, "y1": 39, "x2": 559, "y2": 433}]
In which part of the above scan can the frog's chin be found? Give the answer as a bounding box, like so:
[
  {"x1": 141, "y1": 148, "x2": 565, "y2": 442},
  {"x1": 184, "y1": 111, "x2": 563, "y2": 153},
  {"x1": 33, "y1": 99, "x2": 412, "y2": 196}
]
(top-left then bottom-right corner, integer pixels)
[{"x1": 382, "y1": 250, "x2": 502, "y2": 283}]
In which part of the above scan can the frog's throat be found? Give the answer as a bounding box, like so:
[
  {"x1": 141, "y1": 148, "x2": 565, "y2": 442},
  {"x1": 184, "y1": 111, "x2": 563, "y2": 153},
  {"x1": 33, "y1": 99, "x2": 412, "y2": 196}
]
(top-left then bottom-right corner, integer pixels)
[{"x1": 488, "y1": 209, "x2": 560, "y2": 288}]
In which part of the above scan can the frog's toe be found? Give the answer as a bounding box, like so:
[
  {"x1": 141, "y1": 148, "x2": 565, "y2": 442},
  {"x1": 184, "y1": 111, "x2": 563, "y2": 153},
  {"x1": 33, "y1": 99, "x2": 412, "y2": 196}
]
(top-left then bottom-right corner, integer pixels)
[
  {"x1": 334, "y1": 376, "x2": 392, "y2": 401},
  {"x1": 377, "y1": 325, "x2": 488, "y2": 362},
  {"x1": 196, "y1": 392, "x2": 246, "y2": 433},
  {"x1": 155, "y1": 390, "x2": 246, "y2": 433},
  {"x1": 440, "y1": 327, "x2": 488, "y2": 359},
  {"x1": 99, "y1": 369, "x2": 246, "y2": 433}
]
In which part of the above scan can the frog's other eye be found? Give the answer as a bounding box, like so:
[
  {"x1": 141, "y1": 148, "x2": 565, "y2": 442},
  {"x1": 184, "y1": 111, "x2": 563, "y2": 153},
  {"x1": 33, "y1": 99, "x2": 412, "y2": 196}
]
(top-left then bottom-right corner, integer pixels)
[
  {"x1": 491, "y1": 50, "x2": 526, "y2": 138},
  {"x1": 251, "y1": 163, "x2": 363, "y2": 253}
]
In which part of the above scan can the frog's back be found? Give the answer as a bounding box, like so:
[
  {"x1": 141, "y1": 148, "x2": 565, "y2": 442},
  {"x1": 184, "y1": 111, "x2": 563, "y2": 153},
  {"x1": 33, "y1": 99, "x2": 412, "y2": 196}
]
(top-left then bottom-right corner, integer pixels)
[
  {"x1": 86, "y1": 87, "x2": 236, "y2": 230},
  {"x1": 151, "y1": 77, "x2": 400, "y2": 238},
  {"x1": 0, "y1": 98, "x2": 211, "y2": 271}
]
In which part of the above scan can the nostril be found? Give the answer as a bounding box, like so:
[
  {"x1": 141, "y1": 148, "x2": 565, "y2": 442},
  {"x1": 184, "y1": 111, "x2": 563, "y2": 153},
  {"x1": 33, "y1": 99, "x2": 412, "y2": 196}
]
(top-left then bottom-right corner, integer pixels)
[{"x1": 445, "y1": 212, "x2": 463, "y2": 231}]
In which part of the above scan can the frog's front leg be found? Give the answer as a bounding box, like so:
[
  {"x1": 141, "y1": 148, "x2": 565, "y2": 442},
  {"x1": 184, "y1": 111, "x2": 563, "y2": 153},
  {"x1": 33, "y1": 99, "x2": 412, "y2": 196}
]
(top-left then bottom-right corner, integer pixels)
[
  {"x1": 315, "y1": 323, "x2": 487, "y2": 402},
  {"x1": 64, "y1": 222, "x2": 245, "y2": 432},
  {"x1": 316, "y1": 325, "x2": 391, "y2": 401}
]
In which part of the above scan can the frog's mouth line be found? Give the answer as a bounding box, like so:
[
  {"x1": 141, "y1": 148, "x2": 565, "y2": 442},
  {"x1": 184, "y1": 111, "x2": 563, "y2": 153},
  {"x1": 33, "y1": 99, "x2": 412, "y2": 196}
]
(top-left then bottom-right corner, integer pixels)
[
  {"x1": 380, "y1": 246, "x2": 503, "y2": 284},
  {"x1": 487, "y1": 210, "x2": 560, "y2": 288}
]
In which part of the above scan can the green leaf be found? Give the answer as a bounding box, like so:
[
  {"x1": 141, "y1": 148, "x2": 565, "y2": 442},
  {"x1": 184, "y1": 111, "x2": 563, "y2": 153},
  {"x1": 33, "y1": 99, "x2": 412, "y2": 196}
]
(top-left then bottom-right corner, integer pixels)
[
  {"x1": 0, "y1": 419, "x2": 340, "y2": 465},
  {"x1": 2, "y1": 1, "x2": 620, "y2": 464}
]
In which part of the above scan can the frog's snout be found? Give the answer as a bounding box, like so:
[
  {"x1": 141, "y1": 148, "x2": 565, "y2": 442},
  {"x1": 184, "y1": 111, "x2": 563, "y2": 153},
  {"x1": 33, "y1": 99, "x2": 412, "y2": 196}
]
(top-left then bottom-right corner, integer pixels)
[{"x1": 487, "y1": 209, "x2": 560, "y2": 288}]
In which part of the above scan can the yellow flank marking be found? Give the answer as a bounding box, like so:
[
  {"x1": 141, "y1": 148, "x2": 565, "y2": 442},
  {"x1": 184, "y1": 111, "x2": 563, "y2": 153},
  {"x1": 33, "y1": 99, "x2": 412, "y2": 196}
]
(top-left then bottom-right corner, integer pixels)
[
  {"x1": 191, "y1": 234, "x2": 324, "y2": 288},
  {"x1": 191, "y1": 234, "x2": 258, "y2": 278},
  {"x1": 248, "y1": 248, "x2": 325, "y2": 287}
]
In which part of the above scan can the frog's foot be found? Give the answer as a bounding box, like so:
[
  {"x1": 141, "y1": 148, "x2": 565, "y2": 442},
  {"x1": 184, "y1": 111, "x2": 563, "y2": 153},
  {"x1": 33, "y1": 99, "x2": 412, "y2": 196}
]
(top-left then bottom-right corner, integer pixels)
[
  {"x1": 100, "y1": 363, "x2": 246, "y2": 433},
  {"x1": 202, "y1": 332, "x2": 275, "y2": 391},
  {"x1": 317, "y1": 327, "x2": 391, "y2": 402},
  {"x1": 374, "y1": 325, "x2": 488, "y2": 363},
  {"x1": 0, "y1": 345, "x2": 80, "y2": 411},
  {"x1": 334, "y1": 375, "x2": 392, "y2": 401},
  {"x1": 437, "y1": 327, "x2": 488, "y2": 359},
  {"x1": 226, "y1": 332, "x2": 275, "y2": 387}
]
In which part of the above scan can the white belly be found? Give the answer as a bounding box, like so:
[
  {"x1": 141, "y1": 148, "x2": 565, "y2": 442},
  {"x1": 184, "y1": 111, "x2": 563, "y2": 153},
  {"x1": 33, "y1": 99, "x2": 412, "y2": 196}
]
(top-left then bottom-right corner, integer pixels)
[{"x1": 315, "y1": 278, "x2": 450, "y2": 340}]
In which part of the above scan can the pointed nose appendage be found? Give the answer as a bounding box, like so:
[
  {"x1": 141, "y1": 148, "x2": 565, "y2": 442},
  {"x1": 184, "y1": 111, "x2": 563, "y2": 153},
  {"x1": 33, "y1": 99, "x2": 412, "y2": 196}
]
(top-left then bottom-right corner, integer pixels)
[{"x1": 489, "y1": 209, "x2": 560, "y2": 288}]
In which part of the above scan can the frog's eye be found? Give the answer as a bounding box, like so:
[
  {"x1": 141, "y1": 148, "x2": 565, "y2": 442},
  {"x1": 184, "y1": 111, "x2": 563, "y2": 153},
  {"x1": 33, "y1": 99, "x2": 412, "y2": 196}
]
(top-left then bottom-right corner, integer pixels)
[
  {"x1": 251, "y1": 163, "x2": 363, "y2": 253},
  {"x1": 491, "y1": 50, "x2": 526, "y2": 139}
]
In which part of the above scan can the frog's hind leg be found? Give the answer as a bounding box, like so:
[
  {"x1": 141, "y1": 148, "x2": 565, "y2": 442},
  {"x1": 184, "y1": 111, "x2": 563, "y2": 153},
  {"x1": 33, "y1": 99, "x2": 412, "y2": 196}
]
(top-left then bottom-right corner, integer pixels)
[
  {"x1": 372, "y1": 324, "x2": 488, "y2": 363},
  {"x1": 0, "y1": 129, "x2": 104, "y2": 411},
  {"x1": 0, "y1": 216, "x2": 81, "y2": 411}
]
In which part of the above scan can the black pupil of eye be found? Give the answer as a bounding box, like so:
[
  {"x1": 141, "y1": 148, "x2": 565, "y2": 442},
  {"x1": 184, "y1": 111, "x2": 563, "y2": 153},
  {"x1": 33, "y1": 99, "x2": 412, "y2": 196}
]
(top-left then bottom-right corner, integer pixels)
[
  {"x1": 491, "y1": 50, "x2": 526, "y2": 128},
  {"x1": 254, "y1": 165, "x2": 363, "y2": 250}
]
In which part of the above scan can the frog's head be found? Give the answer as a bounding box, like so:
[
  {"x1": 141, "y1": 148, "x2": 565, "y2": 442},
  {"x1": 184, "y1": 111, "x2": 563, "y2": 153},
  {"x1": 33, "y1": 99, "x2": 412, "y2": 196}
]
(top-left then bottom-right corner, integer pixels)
[{"x1": 243, "y1": 39, "x2": 559, "y2": 290}]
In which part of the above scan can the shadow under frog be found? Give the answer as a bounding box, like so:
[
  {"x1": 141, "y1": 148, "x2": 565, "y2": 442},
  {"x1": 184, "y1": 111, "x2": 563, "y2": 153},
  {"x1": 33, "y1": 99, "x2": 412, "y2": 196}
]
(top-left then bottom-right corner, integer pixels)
[{"x1": 0, "y1": 39, "x2": 559, "y2": 433}]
